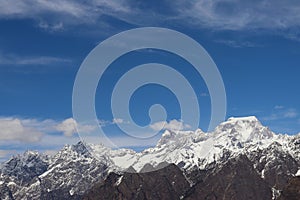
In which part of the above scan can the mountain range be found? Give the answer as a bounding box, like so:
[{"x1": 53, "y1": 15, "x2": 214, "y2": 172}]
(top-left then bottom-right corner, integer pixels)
[{"x1": 1, "y1": 116, "x2": 300, "y2": 199}]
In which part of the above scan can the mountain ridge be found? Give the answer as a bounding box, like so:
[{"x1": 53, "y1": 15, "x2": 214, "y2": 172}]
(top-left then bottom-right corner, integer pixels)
[{"x1": 1, "y1": 116, "x2": 300, "y2": 199}]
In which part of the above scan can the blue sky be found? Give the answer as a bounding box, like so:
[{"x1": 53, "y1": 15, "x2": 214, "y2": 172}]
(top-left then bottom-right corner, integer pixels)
[{"x1": 0, "y1": 0, "x2": 300, "y2": 161}]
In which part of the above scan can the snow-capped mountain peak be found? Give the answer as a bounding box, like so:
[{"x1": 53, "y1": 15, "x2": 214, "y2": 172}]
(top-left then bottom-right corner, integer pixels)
[
  {"x1": 214, "y1": 116, "x2": 274, "y2": 142},
  {"x1": 156, "y1": 129, "x2": 200, "y2": 146},
  {"x1": 123, "y1": 117, "x2": 283, "y2": 171}
]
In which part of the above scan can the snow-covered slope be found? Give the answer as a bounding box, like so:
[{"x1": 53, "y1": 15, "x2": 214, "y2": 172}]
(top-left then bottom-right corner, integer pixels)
[
  {"x1": 91, "y1": 116, "x2": 297, "y2": 172},
  {"x1": 1, "y1": 116, "x2": 300, "y2": 199}
]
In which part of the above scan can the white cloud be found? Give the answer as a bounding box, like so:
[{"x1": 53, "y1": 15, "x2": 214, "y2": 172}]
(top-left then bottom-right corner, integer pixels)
[
  {"x1": 0, "y1": 149, "x2": 18, "y2": 162},
  {"x1": 43, "y1": 149, "x2": 59, "y2": 156},
  {"x1": 112, "y1": 118, "x2": 130, "y2": 125},
  {"x1": 0, "y1": 0, "x2": 130, "y2": 29},
  {"x1": 274, "y1": 105, "x2": 284, "y2": 109},
  {"x1": 98, "y1": 119, "x2": 110, "y2": 127},
  {"x1": 98, "y1": 118, "x2": 130, "y2": 126},
  {"x1": 0, "y1": 118, "x2": 43, "y2": 142},
  {"x1": 150, "y1": 119, "x2": 191, "y2": 131},
  {"x1": 215, "y1": 39, "x2": 261, "y2": 48},
  {"x1": 112, "y1": 118, "x2": 124, "y2": 124},
  {"x1": 56, "y1": 118, "x2": 96, "y2": 137},
  {"x1": 0, "y1": 116, "x2": 96, "y2": 161},
  {"x1": 262, "y1": 108, "x2": 298, "y2": 121},
  {"x1": 21, "y1": 118, "x2": 58, "y2": 132},
  {"x1": 1, "y1": 0, "x2": 300, "y2": 37},
  {"x1": 0, "y1": 150, "x2": 17, "y2": 158},
  {"x1": 56, "y1": 118, "x2": 77, "y2": 137},
  {"x1": 284, "y1": 109, "x2": 298, "y2": 118},
  {"x1": 262, "y1": 114, "x2": 278, "y2": 121},
  {"x1": 0, "y1": 116, "x2": 98, "y2": 142},
  {"x1": 0, "y1": 52, "x2": 71, "y2": 66},
  {"x1": 178, "y1": 0, "x2": 300, "y2": 31},
  {"x1": 38, "y1": 21, "x2": 64, "y2": 32},
  {"x1": 0, "y1": 0, "x2": 90, "y2": 19}
]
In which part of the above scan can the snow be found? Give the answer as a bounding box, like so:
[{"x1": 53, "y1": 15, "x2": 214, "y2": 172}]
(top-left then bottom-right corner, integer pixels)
[
  {"x1": 295, "y1": 169, "x2": 300, "y2": 176},
  {"x1": 115, "y1": 175, "x2": 123, "y2": 186},
  {"x1": 39, "y1": 163, "x2": 62, "y2": 178},
  {"x1": 69, "y1": 188, "x2": 75, "y2": 196},
  {"x1": 271, "y1": 187, "x2": 280, "y2": 200},
  {"x1": 76, "y1": 116, "x2": 298, "y2": 172},
  {"x1": 261, "y1": 169, "x2": 265, "y2": 179},
  {"x1": 7, "y1": 181, "x2": 16, "y2": 186},
  {"x1": 228, "y1": 116, "x2": 258, "y2": 121},
  {"x1": 110, "y1": 152, "x2": 137, "y2": 169},
  {"x1": 30, "y1": 180, "x2": 41, "y2": 187}
]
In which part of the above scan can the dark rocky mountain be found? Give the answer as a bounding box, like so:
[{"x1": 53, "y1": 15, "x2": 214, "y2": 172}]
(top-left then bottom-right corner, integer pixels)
[
  {"x1": 0, "y1": 117, "x2": 300, "y2": 199},
  {"x1": 83, "y1": 164, "x2": 190, "y2": 200},
  {"x1": 184, "y1": 155, "x2": 272, "y2": 200},
  {"x1": 83, "y1": 155, "x2": 274, "y2": 200},
  {"x1": 278, "y1": 177, "x2": 300, "y2": 200}
]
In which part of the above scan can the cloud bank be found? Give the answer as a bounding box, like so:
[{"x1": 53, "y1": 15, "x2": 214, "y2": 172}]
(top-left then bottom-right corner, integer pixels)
[{"x1": 0, "y1": 117, "x2": 43, "y2": 143}]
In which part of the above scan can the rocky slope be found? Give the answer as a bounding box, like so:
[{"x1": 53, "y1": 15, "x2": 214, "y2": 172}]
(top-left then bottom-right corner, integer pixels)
[
  {"x1": 278, "y1": 176, "x2": 300, "y2": 200},
  {"x1": 83, "y1": 164, "x2": 190, "y2": 200},
  {"x1": 0, "y1": 116, "x2": 300, "y2": 199}
]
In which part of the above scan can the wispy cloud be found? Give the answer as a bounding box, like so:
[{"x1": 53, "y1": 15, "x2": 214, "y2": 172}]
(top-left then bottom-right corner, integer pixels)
[
  {"x1": 283, "y1": 109, "x2": 298, "y2": 118},
  {"x1": 0, "y1": 0, "x2": 130, "y2": 32},
  {"x1": 0, "y1": 52, "x2": 71, "y2": 66},
  {"x1": 0, "y1": 0, "x2": 95, "y2": 21},
  {"x1": 38, "y1": 21, "x2": 64, "y2": 32},
  {"x1": 112, "y1": 118, "x2": 130, "y2": 124},
  {"x1": 1, "y1": 0, "x2": 300, "y2": 39},
  {"x1": 178, "y1": 0, "x2": 300, "y2": 31},
  {"x1": 215, "y1": 39, "x2": 261, "y2": 48},
  {"x1": 98, "y1": 118, "x2": 130, "y2": 127},
  {"x1": 274, "y1": 105, "x2": 284, "y2": 110},
  {"x1": 262, "y1": 108, "x2": 298, "y2": 121}
]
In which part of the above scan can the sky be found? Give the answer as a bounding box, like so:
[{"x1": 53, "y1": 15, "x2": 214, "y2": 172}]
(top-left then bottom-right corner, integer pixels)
[{"x1": 0, "y1": 0, "x2": 300, "y2": 161}]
